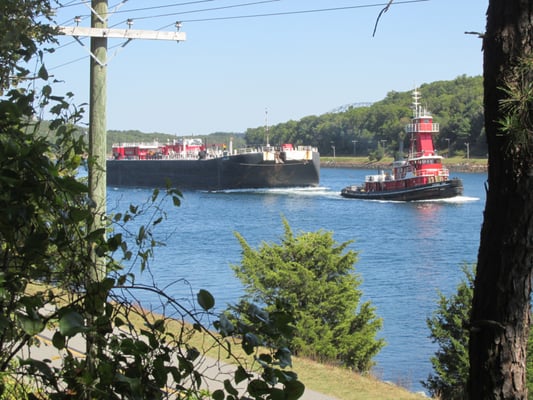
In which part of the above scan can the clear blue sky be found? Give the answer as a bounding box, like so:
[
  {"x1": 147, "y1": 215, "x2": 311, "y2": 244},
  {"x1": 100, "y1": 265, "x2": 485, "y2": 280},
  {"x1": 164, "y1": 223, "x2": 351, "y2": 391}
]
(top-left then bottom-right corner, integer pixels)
[{"x1": 48, "y1": 0, "x2": 488, "y2": 135}]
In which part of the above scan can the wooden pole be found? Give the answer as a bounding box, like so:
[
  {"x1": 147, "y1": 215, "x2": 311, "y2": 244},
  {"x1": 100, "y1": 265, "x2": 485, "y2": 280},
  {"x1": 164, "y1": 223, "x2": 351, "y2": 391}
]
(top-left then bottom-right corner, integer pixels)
[
  {"x1": 86, "y1": 3, "x2": 107, "y2": 395},
  {"x1": 88, "y1": 2, "x2": 108, "y2": 288},
  {"x1": 88, "y1": 0, "x2": 107, "y2": 280},
  {"x1": 59, "y1": 7, "x2": 186, "y2": 396}
]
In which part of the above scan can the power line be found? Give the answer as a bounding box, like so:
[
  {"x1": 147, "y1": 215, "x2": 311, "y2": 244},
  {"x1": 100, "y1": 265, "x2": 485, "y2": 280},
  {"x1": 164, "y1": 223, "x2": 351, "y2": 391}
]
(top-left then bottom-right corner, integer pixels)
[
  {"x1": 56, "y1": 0, "x2": 136, "y2": 25},
  {"x1": 104, "y1": 0, "x2": 216, "y2": 15},
  {"x1": 54, "y1": 0, "x2": 281, "y2": 56},
  {"x1": 175, "y1": 0, "x2": 428, "y2": 24},
  {"x1": 54, "y1": 0, "x2": 131, "y2": 9},
  {"x1": 109, "y1": 0, "x2": 428, "y2": 29},
  {"x1": 55, "y1": 0, "x2": 217, "y2": 19},
  {"x1": 54, "y1": 0, "x2": 84, "y2": 8},
  {"x1": 56, "y1": 0, "x2": 425, "y2": 27},
  {"x1": 49, "y1": 40, "x2": 130, "y2": 71},
  {"x1": 50, "y1": 0, "x2": 428, "y2": 70},
  {"x1": 110, "y1": 0, "x2": 280, "y2": 28}
]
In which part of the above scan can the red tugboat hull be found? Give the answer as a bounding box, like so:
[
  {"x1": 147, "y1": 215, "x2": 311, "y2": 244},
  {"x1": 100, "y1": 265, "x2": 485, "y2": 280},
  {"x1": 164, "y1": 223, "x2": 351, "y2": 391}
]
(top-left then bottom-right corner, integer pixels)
[{"x1": 341, "y1": 178, "x2": 463, "y2": 201}]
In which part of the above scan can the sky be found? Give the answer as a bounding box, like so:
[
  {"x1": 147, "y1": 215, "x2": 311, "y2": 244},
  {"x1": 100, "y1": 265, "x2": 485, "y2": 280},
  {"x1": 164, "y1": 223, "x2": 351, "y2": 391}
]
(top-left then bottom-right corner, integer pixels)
[{"x1": 46, "y1": 0, "x2": 488, "y2": 135}]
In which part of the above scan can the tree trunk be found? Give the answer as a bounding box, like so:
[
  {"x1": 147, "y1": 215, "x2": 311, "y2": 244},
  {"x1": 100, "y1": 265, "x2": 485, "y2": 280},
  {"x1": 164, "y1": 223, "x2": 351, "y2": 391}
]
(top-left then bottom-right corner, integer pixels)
[{"x1": 469, "y1": 1, "x2": 533, "y2": 399}]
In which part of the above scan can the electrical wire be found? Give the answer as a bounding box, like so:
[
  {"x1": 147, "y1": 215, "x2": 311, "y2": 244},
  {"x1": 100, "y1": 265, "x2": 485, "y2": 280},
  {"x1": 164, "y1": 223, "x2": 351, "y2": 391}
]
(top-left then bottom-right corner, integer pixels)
[
  {"x1": 104, "y1": 0, "x2": 216, "y2": 15},
  {"x1": 176, "y1": 0, "x2": 428, "y2": 24},
  {"x1": 50, "y1": 0, "x2": 429, "y2": 70},
  {"x1": 49, "y1": 39, "x2": 133, "y2": 71},
  {"x1": 75, "y1": 0, "x2": 428, "y2": 29},
  {"x1": 54, "y1": 0, "x2": 84, "y2": 8},
  {"x1": 55, "y1": 0, "x2": 217, "y2": 20},
  {"x1": 108, "y1": 0, "x2": 280, "y2": 28}
]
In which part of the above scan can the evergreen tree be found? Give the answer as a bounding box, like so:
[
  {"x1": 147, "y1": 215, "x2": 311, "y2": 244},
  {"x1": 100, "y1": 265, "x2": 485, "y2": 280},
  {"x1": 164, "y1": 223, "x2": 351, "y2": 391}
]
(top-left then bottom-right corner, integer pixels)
[
  {"x1": 229, "y1": 218, "x2": 384, "y2": 372},
  {"x1": 423, "y1": 265, "x2": 473, "y2": 399},
  {"x1": 424, "y1": 265, "x2": 533, "y2": 399}
]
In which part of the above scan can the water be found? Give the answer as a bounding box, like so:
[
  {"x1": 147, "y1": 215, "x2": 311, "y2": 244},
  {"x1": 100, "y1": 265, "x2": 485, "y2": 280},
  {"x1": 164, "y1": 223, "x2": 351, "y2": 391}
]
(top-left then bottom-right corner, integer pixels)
[{"x1": 107, "y1": 168, "x2": 486, "y2": 393}]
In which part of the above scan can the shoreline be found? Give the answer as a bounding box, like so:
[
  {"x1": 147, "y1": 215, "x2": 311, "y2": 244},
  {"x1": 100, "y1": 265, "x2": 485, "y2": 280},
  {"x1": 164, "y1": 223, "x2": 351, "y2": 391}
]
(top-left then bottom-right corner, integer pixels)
[{"x1": 321, "y1": 160, "x2": 488, "y2": 173}]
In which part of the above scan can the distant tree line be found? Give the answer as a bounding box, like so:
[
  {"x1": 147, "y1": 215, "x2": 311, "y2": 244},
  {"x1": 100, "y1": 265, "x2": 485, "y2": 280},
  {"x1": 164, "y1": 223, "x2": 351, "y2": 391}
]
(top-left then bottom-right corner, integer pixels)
[
  {"x1": 105, "y1": 130, "x2": 246, "y2": 154},
  {"x1": 100, "y1": 75, "x2": 483, "y2": 159},
  {"x1": 245, "y1": 75, "x2": 485, "y2": 158}
]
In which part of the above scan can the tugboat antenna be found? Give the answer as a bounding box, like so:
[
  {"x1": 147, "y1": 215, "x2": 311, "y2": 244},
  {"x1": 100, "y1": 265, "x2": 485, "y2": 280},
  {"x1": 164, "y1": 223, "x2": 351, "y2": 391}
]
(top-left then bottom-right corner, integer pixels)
[
  {"x1": 265, "y1": 108, "x2": 270, "y2": 147},
  {"x1": 412, "y1": 88, "x2": 421, "y2": 118}
]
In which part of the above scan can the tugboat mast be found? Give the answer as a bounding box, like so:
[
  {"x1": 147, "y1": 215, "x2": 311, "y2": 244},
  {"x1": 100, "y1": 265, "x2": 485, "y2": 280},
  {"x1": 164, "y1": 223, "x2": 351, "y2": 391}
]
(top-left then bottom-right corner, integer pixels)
[
  {"x1": 409, "y1": 89, "x2": 420, "y2": 157},
  {"x1": 412, "y1": 88, "x2": 421, "y2": 118},
  {"x1": 265, "y1": 108, "x2": 270, "y2": 147}
]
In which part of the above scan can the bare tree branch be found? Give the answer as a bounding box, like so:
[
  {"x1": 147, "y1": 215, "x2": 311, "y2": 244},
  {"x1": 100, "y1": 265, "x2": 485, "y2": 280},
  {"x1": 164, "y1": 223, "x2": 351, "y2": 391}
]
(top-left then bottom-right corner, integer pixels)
[{"x1": 373, "y1": 0, "x2": 394, "y2": 37}]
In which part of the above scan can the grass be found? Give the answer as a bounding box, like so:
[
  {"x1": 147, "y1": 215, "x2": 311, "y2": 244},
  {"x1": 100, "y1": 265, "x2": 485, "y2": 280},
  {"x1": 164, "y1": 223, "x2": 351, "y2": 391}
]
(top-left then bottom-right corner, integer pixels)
[
  {"x1": 125, "y1": 307, "x2": 429, "y2": 399},
  {"x1": 292, "y1": 357, "x2": 426, "y2": 399},
  {"x1": 162, "y1": 315, "x2": 428, "y2": 399},
  {"x1": 122, "y1": 307, "x2": 427, "y2": 398},
  {"x1": 25, "y1": 284, "x2": 429, "y2": 400}
]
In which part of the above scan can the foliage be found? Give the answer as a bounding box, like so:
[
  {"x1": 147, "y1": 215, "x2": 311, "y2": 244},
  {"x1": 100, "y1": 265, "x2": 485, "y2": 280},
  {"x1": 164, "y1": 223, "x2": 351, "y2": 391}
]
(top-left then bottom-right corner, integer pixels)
[
  {"x1": 423, "y1": 265, "x2": 473, "y2": 399},
  {"x1": 424, "y1": 265, "x2": 533, "y2": 399},
  {"x1": 497, "y1": 56, "x2": 533, "y2": 161},
  {"x1": 0, "y1": 2, "x2": 304, "y2": 399},
  {"x1": 0, "y1": 0, "x2": 57, "y2": 90},
  {"x1": 85, "y1": 77, "x2": 483, "y2": 160},
  {"x1": 0, "y1": 172, "x2": 303, "y2": 399},
  {"x1": 368, "y1": 141, "x2": 385, "y2": 162},
  {"x1": 244, "y1": 75, "x2": 485, "y2": 158},
  {"x1": 229, "y1": 218, "x2": 384, "y2": 372}
]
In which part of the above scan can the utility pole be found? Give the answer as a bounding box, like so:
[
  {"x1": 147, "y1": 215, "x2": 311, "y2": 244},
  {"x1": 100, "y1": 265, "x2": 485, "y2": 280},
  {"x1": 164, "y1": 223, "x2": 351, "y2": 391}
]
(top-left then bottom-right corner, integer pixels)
[
  {"x1": 58, "y1": 3, "x2": 187, "y2": 276},
  {"x1": 59, "y1": 2, "x2": 187, "y2": 389},
  {"x1": 352, "y1": 140, "x2": 357, "y2": 156},
  {"x1": 89, "y1": 0, "x2": 107, "y2": 283}
]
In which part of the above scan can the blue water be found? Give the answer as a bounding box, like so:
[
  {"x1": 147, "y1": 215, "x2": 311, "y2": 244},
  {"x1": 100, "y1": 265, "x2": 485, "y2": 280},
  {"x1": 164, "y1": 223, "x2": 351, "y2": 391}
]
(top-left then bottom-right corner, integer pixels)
[{"x1": 107, "y1": 168, "x2": 486, "y2": 393}]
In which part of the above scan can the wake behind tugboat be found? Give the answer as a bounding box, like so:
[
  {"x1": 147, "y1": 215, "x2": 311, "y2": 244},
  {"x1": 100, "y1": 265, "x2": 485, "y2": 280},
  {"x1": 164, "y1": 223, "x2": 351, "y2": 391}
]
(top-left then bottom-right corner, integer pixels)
[{"x1": 341, "y1": 89, "x2": 463, "y2": 201}]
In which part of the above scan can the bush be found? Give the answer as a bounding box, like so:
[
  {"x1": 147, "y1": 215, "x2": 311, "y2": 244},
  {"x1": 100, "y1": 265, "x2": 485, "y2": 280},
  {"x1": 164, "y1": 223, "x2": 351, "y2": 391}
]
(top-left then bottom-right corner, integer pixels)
[{"x1": 228, "y1": 218, "x2": 384, "y2": 372}]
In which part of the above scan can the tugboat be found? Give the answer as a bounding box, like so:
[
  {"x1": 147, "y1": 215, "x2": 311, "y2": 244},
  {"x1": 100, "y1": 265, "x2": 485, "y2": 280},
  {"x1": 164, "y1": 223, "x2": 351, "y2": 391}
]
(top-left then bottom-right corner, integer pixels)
[{"x1": 341, "y1": 89, "x2": 463, "y2": 201}]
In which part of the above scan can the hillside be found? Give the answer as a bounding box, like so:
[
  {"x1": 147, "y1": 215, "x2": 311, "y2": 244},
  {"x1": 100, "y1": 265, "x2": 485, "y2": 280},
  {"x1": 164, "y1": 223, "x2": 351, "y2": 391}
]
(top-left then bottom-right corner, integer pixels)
[
  {"x1": 244, "y1": 74, "x2": 484, "y2": 159},
  {"x1": 103, "y1": 75, "x2": 484, "y2": 161}
]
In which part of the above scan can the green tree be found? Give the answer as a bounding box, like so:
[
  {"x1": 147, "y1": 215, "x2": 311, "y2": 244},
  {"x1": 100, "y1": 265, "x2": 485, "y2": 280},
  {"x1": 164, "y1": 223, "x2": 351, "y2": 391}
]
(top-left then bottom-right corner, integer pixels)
[
  {"x1": 229, "y1": 219, "x2": 384, "y2": 372},
  {"x1": 0, "y1": 2, "x2": 304, "y2": 399},
  {"x1": 0, "y1": 0, "x2": 57, "y2": 90},
  {"x1": 242, "y1": 76, "x2": 484, "y2": 158},
  {"x1": 423, "y1": 265, "x2": 474, "y2": 399},
  {"x1": 425, "y1": 265, "x2": 533, "y2": 400},
  {"x1": 368, "y1": 141, "x2": 385, "y2": 162}
]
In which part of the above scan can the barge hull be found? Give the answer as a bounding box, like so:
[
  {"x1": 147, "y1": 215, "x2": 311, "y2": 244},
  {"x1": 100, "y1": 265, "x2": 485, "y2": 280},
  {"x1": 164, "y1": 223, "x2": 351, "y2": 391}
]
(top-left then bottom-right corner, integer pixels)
[{"x1": 106, "y1": 152, "x2": 320, "y2": 190}]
